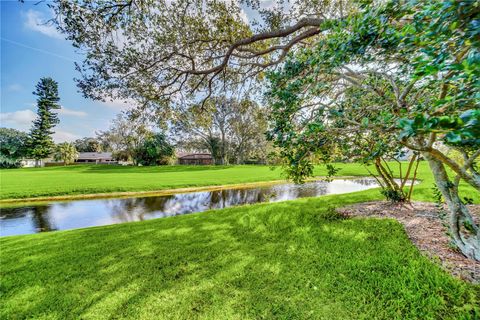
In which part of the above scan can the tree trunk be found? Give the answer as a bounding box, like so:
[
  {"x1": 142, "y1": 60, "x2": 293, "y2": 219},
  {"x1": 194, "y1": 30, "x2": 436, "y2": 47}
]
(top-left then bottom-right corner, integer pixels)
[
  {"x1": 236, "y1": 144, "x2": 245, "y2": 164},
  {"x1": 423, "y1": 152, "x2": 480, "y2": 261},
  {"x1": 373, "y1": 157, "x2": 409, "y2": 202},
  {"x1": 220, "y1": 130, "x2": 227, "y2": 165}
]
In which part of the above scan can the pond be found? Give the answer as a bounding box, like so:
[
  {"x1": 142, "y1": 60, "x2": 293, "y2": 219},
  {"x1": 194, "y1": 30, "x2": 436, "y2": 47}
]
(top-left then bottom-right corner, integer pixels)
[{"x1": 0, "y1": 178, "x2": 382, "y2": 236}]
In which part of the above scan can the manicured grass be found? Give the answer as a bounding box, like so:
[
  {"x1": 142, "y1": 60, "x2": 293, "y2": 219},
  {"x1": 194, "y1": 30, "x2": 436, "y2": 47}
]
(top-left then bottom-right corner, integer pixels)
[
  {"x1": 1, "y1": 192, "x2": 479, "y2": 319},
  {"x1": 1, "y1": 162, "x2": 478, "y2": 202},
  {"x1": 0, "y1": 164, "x2": 324, "y2": 200},
  {"x1": 1, "y1": 163, "x2": 479, "y2": 318}
]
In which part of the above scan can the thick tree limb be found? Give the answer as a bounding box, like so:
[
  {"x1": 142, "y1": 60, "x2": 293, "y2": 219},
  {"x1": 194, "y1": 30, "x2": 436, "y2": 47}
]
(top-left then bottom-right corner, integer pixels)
[{"x1": 182, "y1": 18, "x2": 323, "y2": 76}]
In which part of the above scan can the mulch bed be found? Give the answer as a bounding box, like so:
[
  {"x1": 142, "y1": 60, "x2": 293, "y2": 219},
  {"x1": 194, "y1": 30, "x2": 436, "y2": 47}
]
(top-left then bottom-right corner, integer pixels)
[{"x1": 337, "y1": 201, "x2": 480, "y2": 283}]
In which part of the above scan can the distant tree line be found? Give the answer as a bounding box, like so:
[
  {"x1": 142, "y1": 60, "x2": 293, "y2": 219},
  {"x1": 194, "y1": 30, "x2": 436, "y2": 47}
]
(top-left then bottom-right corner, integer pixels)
[
  {"x1": 172, "y1": 96, "x2": 272, "y2": 165},
  {"x1": 73, "y1": 95, "x2": 273, "y2": 166},
  {"x1": 1, "y1": 79, "x2": 272, "y2": 168},
  {"x1": 73, "y1": 112, "x2": 175, "y2": 166}
]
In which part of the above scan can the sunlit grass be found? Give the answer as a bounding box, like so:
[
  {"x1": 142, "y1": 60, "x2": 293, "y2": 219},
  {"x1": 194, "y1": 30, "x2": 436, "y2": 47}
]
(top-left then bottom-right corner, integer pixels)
[
  {"x1": 1, "y1": 162, "x2": 479, "y2": 318},
  {"x1": 1, "y1": 162, "x2": 478, "y2": 203},
  {"x1": 1, "y1": 192, "x2": 479, "y2": 319}
]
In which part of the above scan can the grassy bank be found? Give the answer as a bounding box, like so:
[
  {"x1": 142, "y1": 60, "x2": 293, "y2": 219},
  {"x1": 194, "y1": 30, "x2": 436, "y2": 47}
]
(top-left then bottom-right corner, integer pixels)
[
  {"x1": 0, "y1": 164, "x2": 335, "y2": 200},
  {"x1": 1, "y1": 191, "x2": 479, "y2": 319},
  {"x1": 1, "y1": 162, "x2": 478, "y2": 203}
]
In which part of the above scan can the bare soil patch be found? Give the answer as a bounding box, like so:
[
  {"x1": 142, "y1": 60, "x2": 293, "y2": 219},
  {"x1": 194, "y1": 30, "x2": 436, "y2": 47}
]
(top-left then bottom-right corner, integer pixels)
[{"x1": 337, "y1": 201, "x2": 480, "y2": 283}]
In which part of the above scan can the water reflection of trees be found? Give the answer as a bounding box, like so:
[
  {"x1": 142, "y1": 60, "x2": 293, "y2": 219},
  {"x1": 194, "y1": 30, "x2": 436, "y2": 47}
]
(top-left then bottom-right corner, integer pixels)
[
  {"x1": 270, "y1": 182, "x2": 329, "y2": 200},
  {"x1": 210, "y1": 188, "x2": 265, "y2": 208},
  {"x1": 105, "y1": 182, "x2": 340, "y2": 222},
  {"x1": 1, "y1": 177, "x2": 385, "y2": 235},
  {"x1": 0, "y1": 206, "x2": 29, "y2": 219},
  {"x1": 350, "y1": 178, "x2": 379, "y2": 186},
  {"x1": 0, "y1": 205, "x2": 57, "y2": 233},
  {"x1": 106, "y1": 189, "x2": 267, "y2": 222},
  {"x1": 31, "y1": 206, "x2": 57, "y2": 232},
  {"x1": 107, "y1": 195, "x2": 175, "y2": 222}
]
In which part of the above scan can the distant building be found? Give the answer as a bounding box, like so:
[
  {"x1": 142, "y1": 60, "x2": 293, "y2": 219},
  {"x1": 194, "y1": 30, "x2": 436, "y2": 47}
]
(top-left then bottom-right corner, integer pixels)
[
  {"x1": 20, "y1": 159, "x2": 42, "y2": 168},
  {"x1": 177, "y1": 153, "x2": 213, "y2": 165},
  {"x1": 20, "y1": 157, "x2": 58, "y2": 167},
  {"x1": 76, "y1": 152, "x2": 116, "y2": 164}
]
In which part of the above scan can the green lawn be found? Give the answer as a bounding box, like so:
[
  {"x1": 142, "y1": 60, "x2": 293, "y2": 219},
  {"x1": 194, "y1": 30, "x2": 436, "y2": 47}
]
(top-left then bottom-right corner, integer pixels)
[
  {"x1": 0, "y1": 162, "x2": 478, "y2": 202},
  {"x1": 1, "y1": 163, "x2": 479, "y2": 319},
  {"x1": 0, "y1": 164, "x2": 336, "y2": 200},
  {"x1": 1, "y1": 192, "x2": 479, "y2": 319}
]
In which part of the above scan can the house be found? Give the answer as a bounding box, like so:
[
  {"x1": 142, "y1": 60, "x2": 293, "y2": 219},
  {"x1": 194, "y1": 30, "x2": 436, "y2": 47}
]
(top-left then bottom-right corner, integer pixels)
[
  {"x1": 20, "y1": 159, "x2": 42, "y2": 167},
  {"x1": 177, "y1": 153, "x2": 213, "y2": 165},
  {"x1": 76, "y1": 152, "x2": 116, "y2": 164},
  {"x1": 20, "y1": 157, "x2": 58, "y2": 167}
]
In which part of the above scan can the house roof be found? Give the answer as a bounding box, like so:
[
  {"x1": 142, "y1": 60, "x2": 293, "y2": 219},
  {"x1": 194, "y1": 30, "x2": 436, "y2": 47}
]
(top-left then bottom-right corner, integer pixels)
[
  {"x1": 177, "y1": 153, "x2": 212, "y2": 160},
  {"x1": 77, "y1": 152, "x2": 113, "y2": 160}
]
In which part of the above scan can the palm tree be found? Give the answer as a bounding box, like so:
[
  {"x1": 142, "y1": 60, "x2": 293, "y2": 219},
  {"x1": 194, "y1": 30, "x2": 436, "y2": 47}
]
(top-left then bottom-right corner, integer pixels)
[{"x1": 54, "y1": 143, "x2": 79, "y2": 165}]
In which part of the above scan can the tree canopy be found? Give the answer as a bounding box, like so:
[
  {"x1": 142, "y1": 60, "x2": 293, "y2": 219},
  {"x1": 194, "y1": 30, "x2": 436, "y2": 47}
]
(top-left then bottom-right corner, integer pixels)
[
  {"x1": 50, "y1": 0, "x2": 353, "y2": 107},
  {"x1": 266, "y1": 0, "x2": 479, "y2": 259},
  {"x1": 97, "y1": 112, "x2": 151, "y2": 164},
  {"x1": 73, "y1": 137, "x2": 104, "y2": 152},
  {"x1": 54, "y1": 142, "x2": 79, "y2": 165},
  {"x1": 172, "y1": 96, "x2": 269, "y2": 164},
  {"x1": 135, "y1": 132, "x2": 175, "y2": 166},
  {"x1": 0, "y1": 128, "x2": 29, "y2": 168}
]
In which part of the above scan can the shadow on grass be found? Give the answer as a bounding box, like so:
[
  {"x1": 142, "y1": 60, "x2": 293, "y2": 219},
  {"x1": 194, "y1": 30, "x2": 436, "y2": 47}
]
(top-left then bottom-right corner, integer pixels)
[{"x1": 1, "y1": 194, "x2": 478, "y2": 319}]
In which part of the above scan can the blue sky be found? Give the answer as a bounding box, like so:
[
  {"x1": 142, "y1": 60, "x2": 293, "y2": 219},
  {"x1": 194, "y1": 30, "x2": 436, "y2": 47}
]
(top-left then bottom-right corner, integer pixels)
[
  {"x1": 0, "y1": 1, "x2": 276, "y2": 142},
  {"x1": 1, "y1": 0, "x2": 130, "y2": 142}
]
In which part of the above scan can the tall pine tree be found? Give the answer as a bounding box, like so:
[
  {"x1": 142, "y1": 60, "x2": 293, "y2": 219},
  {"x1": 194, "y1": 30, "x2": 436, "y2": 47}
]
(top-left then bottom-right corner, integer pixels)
[{"x1": 27, "y1": 77, "x2": 61, "y2": 162}]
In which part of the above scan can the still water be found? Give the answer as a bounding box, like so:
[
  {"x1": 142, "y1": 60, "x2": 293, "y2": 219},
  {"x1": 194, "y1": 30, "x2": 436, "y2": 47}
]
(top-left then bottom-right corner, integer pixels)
[{"x1": 1, "y1": 178, "x2": 381, "y2": 236}]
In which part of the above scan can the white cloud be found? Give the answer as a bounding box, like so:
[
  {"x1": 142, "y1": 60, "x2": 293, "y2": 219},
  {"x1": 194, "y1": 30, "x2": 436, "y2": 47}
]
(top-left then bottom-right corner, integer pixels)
[
  {"x1": 24, "y1": 9, "x2": 62, "y2": 39},
  {"x1": 0, "y1": 109, "x2": 80, "y2": 142},
  {"x1": 0, "y1": 109, "x2": 36, "y2": 130},
  {"x1": 58, "y1": 106, "x2": 88, "y2": 117},
  {"x1": 6, "y1": 84, "x2": 23, "y2": 92},
  {"x1": 53, "y1": 129, "x2": 80, "y2": 143},
  {"x1": 239, "y1": 9, "x2": 249, "y2": 24}
]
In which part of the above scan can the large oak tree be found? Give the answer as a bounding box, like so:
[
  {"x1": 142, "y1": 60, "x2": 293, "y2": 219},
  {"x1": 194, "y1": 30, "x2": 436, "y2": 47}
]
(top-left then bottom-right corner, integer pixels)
[
  {"x1": 49, "y1": 0, "x2": 352, "y2": 107},
  {"x1": 266, "y1": 0, "x2": 480, "y2": 260}
]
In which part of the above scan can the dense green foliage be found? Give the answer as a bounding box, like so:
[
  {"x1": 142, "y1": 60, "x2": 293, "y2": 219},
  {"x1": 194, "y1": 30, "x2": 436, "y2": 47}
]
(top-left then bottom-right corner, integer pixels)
[
  {"x1": 266, "y1": 0, "x2": 480, "y2": 259},
  {"x1": 0, "y1": 128, "x2": 28, "y2": 168},
  {"x1": 53, "y1": 142, "x2": 79, "y2": 165},
  {"x1": 73, "y1": 137, "x2": 104, "y2": 152},
  {"x1": 173, "y1": 96, "x2": 270, "y2": 165},
  {"x1": 26, "y1": 77, "x2": 61, "y2": 160},
  {"x1": 0, "y1": 162, "x2": 478, "y2": 203},
  {"x1": 135, "y1": 132, "x2": 174, "y2": 166},
  {"x1": 97, "y1": 112, "x2": 152, "y2": 165},
  {"x1": 49, "y1": 0, "x2": 348, "y2": 105},
  {"x1": 0, "y1": 156, "x2": 21, "y2": 170},
  {"x1": 267, "y1": 0, "x2": 479, "y2": 181},
  {"x1": 1, "y1": 192, "x2": 478, "y2": 319}
]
